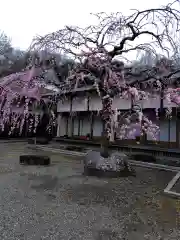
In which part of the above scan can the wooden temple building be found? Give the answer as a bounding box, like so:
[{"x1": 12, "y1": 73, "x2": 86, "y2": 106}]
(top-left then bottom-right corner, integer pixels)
[{"x1": 56, "y1": 61, "x2": 180, "y2": 149}]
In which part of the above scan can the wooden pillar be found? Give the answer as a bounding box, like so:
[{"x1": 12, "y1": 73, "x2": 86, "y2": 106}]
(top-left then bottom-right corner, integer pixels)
[
  {"x1": 90, "y1": 112, "x2": 94, "y2": 139},
  {"x1": 176, "y1": 108, "x2": 180, "y2": 148},
  {"x1": 168, "y1": 117, "x2": 171, "y2": 148},
  {"x1": 87, "y1": 95, "x2": 90, "y2": 111},
  {"x1": 78, "y1": 113, "x2": 80, "y2": 136},
  {"x1": 69, "y1": 96, "x2": 73, "y2": 137},
  {"x1": 66, "y1": 116, "x2": 68, "y2": 136},
  {"x1": 102, "y1": 117, "x2": 105, "y2": 137},
  {"x1": 71, "y1": 117, "x2": 74, "y2": 137},
  {"x1": 159, "y1": 85, "x2": 164, "y2": 145},
  {"x1": 56, "y1": 113, "x2": 62, "y2": 137}
]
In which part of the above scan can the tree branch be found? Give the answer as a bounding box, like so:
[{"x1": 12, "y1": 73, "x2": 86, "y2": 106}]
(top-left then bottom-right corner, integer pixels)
[{"x1": 109, "y1": 23, "x2": 162, "y2": 58}]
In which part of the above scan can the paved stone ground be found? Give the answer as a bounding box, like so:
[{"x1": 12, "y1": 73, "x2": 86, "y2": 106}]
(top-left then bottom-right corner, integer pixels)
[{"x1": 0, "y1": 142, "x2": 179, "y2": 239}]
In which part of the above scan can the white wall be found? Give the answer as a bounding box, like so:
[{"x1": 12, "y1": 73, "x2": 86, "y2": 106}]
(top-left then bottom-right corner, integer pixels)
[
  {"x1": 163, "y1": 99, "x2": 177, "y2": 108},
  {"x1": 159, "y1": 119, "x2": 176, "y2": 142},
  {"x1": 57, "y1": 99, "x2": 70, "y2": 112},
  {"x1": 170, "y1": 120, "x2": 176, "y2": 142},
  {"x1": 56, "y1": 114, "x2": 66, "y2": 136},
  {"x1": 57, "y1": 94, "x2": 162, "y2": 113},
  {"x1": 79, "y1": 117, "x2": 91, "y2": 136},
  {"x1": 73, "y1": 117, "x2": 79, "y2": 135},
  {"x1": 72, "y1": 96, "x2": 88, "y2": 111},
  {"x1": 89, "y1": 96, "x2": 102, "y2": 111},
  {"x1": 137, "y1": 94, "x2": 160, "y2": 109},
  {"x1": 89, "y1": 95, "x2": 131, "y2": 111},
  {"x1": 68, "y1": 117, "x2": 72, "y2": 137},
  {"x1": 57, "y1": 114, "x2": 177, "y2": 143},
  {"x1": 93, "y1": 116, "x2": 103, "y2": 136},
  {"x1": 112, "y1": 96, "x2": 131, "y2": 110},
  {"x1": 159, "y1": 120, "x2": 169, "y2": 142}
]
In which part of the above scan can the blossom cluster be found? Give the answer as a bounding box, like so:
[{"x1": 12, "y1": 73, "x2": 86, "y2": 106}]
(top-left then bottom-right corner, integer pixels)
[
  {"x1": 0, "y1": 67, "x2": 54, "y2": 136},
  {"x1": 81, "y1": 55, "x2": 178, "y2": 141},
  {"x1": 0, "y1": 54, "x2": 179, "y2": 142}
]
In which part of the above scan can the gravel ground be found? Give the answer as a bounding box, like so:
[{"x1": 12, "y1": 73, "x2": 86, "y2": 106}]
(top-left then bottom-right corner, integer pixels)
[{"x1": 0, "y1": 142, "x2": 179, "y2": 239}]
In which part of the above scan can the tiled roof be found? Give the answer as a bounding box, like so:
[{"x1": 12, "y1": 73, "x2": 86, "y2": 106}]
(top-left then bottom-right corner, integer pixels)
[{"x1": 0, "y1": 67, "x2": 60, "y2": 97}]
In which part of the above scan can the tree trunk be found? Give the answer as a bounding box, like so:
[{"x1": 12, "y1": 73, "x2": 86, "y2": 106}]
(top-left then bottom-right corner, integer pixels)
[
  {"x1": 100, "y1": 96, "x2": 113, "y2": 157},
  {"x1": 100, "y1": 132, "x2": 110, "y2": 158}
]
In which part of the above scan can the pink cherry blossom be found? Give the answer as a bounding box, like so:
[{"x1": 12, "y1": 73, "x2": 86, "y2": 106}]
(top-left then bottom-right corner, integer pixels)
[{"x1": 0, "y1": 67, "x2": 54, "y2": 136}]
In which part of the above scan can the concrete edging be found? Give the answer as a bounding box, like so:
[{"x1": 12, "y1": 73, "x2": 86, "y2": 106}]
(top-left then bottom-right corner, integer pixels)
[
  {"x1": 27, "y1": 145, "x2": 86, "y2": 156},
  {"x1": 164, "y1": 171, "x2": 180, "y2": 198},
  {"x1": 128, "y1": 160, "x2": 180, "y2": 172},
  {"x1": 30, "y1": 145, "x2": 180, "y2": 172},
  {"x1": 0, "y1": 139, "x2": 27, "y2": 143}
]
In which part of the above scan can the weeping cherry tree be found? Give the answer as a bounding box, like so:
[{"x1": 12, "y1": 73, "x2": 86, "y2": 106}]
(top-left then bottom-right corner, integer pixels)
[{"x1": 29, "y1": 1, "x2": 180, "y2": 149}]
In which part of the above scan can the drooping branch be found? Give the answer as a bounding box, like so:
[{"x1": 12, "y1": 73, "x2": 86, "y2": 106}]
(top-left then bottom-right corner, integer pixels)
[
  {"x1": 109, "y1": 23, "x2": 163, "y2": 58},
  {"x1": 31, "y1": 0, "x2": 180, "y2": 62},
  {"x1": 29, "y1": 0, "x2": 180, "y2": 141}
]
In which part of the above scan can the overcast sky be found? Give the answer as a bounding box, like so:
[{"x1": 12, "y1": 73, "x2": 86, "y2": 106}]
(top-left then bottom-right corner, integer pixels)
[{"x1": 0, "y1": 0, "x2": 172, "y2": 50}]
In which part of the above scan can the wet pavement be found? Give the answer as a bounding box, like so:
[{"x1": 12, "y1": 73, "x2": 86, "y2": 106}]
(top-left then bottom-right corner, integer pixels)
[{"x1": 0, "y1": 142, "x2": 179, "y2": 239}]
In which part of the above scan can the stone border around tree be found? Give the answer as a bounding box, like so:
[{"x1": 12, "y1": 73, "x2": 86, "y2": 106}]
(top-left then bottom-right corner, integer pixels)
[
  {"x1": 31, "y1": 145, "x2": 180, "y2": 171},
  {"x1": 83, "y1": 166, "x2": 136, "y2": 178}
]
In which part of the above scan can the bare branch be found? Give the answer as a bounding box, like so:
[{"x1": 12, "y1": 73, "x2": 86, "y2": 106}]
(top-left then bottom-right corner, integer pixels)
[
  {"x1": 31, "y1": 0, "x2": 180, "y2": 63},
  {"x1": 29, "y1": 0, "x2": 180, "y2": 140}
]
